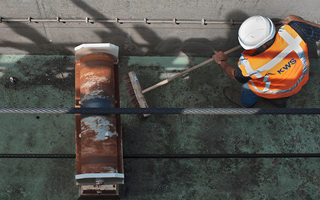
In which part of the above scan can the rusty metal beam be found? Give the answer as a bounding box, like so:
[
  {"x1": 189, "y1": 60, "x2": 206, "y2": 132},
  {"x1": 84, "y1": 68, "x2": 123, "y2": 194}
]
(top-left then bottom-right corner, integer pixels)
[{"x1": 74, "y1": 43, "x2": 123, "y2": 198}]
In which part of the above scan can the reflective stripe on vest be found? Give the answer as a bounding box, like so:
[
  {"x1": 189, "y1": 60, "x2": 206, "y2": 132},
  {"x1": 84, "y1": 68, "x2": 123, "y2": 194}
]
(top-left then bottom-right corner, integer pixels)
[
  {"x1": 249, "y1": 28, "x2": 308, "y2": 94},
  {"x1": 238, "y1": 55, "x2": 263, "y2": 78}
]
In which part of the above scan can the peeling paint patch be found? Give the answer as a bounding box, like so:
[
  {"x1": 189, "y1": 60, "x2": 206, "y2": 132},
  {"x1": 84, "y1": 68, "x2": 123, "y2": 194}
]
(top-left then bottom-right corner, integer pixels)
[
  {"x1": 103, "y1": 166, "x2": 117, "y2": 172},
  {"x1": 80, "y1": 76, "x2": 109, "y2": 89},
  {"x1": 81, "y1": 116, "x2": 118, "y2": 141},
  {"x1": 83, "y1": 72, "x2": 94, "y2": 77}
]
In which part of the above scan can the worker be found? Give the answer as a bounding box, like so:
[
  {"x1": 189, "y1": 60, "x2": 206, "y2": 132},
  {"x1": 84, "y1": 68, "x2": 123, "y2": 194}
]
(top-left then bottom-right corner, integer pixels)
[{"x1": 212, "y1": 15, "x2": 320, "y2": 108}]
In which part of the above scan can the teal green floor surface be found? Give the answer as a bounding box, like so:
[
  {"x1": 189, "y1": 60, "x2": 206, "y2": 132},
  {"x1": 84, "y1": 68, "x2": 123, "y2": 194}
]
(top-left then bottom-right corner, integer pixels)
[{"x1": 0, "y1": 55, "x2": 320, "y2": 199}]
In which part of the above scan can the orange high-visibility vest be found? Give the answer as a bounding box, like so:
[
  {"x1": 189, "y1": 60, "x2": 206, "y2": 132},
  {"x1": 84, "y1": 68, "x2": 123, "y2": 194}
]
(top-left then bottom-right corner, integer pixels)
[{"x1": 238, "y1": 25, "x2": 309, "y2": 99}]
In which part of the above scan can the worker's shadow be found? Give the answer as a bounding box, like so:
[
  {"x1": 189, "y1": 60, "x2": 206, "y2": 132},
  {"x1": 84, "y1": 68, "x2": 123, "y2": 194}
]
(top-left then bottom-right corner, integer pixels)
[
  {"x1": 0, "y1": 17, "x2": 82, "y2": 103},
  {"x1": 2, "y1": 5, "x2": 319, "y2": 109},
  {"x1": 0, "y1": 20, "x2": 75, "y2": 95}
]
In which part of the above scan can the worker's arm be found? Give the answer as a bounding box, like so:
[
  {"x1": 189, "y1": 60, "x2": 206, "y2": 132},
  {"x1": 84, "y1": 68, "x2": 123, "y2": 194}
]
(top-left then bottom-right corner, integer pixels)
[
  {"x1": 281, "y1": 15, "x2": 320, "y2": 28},
  {"x1": 212, "y1": 51, "x2": 237, "y2": 81},
  {"x1": 281, "y1": 15, "x2": 320, "y2": 42}
]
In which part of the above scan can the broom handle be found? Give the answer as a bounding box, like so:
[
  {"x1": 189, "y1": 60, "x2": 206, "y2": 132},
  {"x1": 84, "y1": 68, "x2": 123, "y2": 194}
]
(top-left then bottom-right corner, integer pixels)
[{"x1": 142, "y1": 45, "x2": 242, "y2": 94}]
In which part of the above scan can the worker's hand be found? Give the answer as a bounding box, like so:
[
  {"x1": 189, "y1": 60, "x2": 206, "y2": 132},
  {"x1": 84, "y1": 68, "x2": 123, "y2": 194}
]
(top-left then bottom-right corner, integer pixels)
[
  {"x1": 281, "y1": 15, "x2": 303, "y2": 24},
  {"x1": 212, "y1": 51, "x2": 228, "y2": 65}
]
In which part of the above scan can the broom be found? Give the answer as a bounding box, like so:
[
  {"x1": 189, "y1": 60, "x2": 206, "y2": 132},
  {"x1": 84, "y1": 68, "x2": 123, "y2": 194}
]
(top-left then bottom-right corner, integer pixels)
[{"x1": 125, "y1": 45, "x2": 242, "y2": 117}]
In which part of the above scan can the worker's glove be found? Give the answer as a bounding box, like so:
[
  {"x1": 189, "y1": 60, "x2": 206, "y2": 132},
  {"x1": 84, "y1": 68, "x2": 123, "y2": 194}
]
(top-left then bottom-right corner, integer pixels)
[{"x1": 212, "y1": 51, "x2": 228, "y2": 65}]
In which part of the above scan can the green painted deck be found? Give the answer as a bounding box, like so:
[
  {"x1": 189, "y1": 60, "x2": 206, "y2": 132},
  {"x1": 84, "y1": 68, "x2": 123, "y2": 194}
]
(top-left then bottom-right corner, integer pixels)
[{"x1": 0, "y1": 55, "x2": 320, "y2": 199}]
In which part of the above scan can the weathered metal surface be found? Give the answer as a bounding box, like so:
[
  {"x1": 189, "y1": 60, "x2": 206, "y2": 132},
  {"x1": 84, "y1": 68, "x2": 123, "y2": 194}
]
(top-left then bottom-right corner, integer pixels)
[
  {"x1": 114, "y1": 61, "x2": 124, "y2": 175},
  {"x1": 75, "y1": 44, "x2": 122, "y2": 198},
  {"x1": 79, "y1": 53, "x2": 115, "y2": 108},
  {"x1": 78, "y1": 52, "x2": 119, "y2": 174},
  {"x1": 75, "y1": 54, "x2": 82, "y2": 175},
  {"x1": 75, "y1": 114, "x2": 82, "y2": 175},
  {"x1": 80, "y1": 115, "x2": 118, "y2": 174}
]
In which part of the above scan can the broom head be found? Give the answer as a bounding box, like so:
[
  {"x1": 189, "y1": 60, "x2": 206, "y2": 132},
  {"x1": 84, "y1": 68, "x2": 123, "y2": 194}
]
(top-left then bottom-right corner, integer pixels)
[{"x1": 126, "y1": 71, "x2": 150, "y2": 118}]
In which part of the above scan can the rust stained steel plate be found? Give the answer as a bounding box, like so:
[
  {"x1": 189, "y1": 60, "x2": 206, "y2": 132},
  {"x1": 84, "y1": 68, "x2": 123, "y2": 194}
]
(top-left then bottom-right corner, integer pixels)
[
  {"x1": 79, "y1": 53, "x2": 118, "y2": 174},
  {"x1": 75, "y1": 44, "x2": 122, "y2": 198},
  {"x1": 75, "y1": 51, "x2": 122, "y2": 175},
  {"x1": 80, "y1": 115, "x2": 118, "y2": 174},
  {"x1": 79, "y1": 53, "x2": 115, "y2": 102}
]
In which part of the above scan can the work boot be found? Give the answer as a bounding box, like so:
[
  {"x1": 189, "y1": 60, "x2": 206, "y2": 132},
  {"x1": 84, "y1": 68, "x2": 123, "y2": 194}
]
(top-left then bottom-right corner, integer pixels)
[
  {"x1": 223, "y1": 87, "x2": 246, "y2": 108},
  {"x1": 269, "y1": 97, "x2": 289, "y2": 108}
]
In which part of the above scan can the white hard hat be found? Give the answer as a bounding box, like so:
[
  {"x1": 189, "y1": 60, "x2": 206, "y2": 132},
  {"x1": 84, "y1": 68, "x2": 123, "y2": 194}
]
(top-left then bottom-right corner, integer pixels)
[{"x1": 238, "y1": 15, "x2": 276, "y2": 50}]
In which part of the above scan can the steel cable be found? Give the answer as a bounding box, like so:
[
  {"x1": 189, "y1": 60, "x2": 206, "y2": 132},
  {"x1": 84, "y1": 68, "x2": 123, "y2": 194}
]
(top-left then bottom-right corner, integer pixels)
[
  {"x1": 1, "y1": 154, "x2": 320, "y2": 158},
  {"x1": 0, "y1": 107, "x2": 320, "y2": 115},
  {"x1": 0, "y1": 154, "x2": 76, "y2": 158},
  {"x1": 123, "y1": 154, "x2": 320, "y2": 158}
]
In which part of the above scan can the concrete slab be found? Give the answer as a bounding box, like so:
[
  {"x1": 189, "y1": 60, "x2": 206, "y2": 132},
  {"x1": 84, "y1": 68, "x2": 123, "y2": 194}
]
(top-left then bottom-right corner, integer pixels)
[
  {"x1": 0, "y1": 159, "x2": 77, "y2": 199},
  {"x1": 0, "y1": 55, "x2": 77, "y2": 199},
  {"x1": 123, "y1": 158, "x2": 320, "y2": 199},
  {"x1": 0, "y1": 55, "x2": 320, "y2": 199}
]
